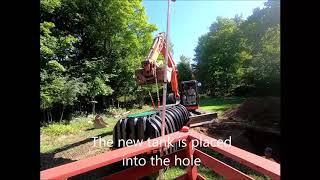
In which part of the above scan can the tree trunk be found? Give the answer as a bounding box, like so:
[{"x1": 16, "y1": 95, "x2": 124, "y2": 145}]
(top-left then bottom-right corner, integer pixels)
[
  {"x1": 49, "y1": 110, "x2": 52, "y2": 123},
  {"x1": 103, "y1": 96, "x2": 106, "y2": 109},
  {"x1": 60, "y1": 105, "x2": 65, "y2": 122},
  {"x1": 92, "y1": 97, "x2": 96, "y2": 115},
  {"x1": 117, "y1": 100, "x2": 119, "y2": 108},
  {"x1": 43, "y1": 110, "x2": 47, "y2": 122}
]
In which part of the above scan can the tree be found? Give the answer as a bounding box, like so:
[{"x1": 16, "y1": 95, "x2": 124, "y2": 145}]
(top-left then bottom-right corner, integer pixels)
[
  {"x1": 248, "y1": 25, "x2": 280, "y2": 95},
  {"x1": 193, "y1": 0, "x2": 280, "y2": 96},
  {"x1": 58, "y1": 77, "x2": 87, "y2": 121},
  {"x1": 194, "y1": 17, "x2": 248, "y2": 96},
  {"x1": 40, "y1": 0, "x2": 157, "y2": 121},
  {"x1": 177, "y1": 55, "x2": 193, "y2": 82},
  {"x1": 40, "y1": 60, "x2": 66, "y2": 121},
  {"x1": 239, "y1": 0, "x2": 280, "y2": 95}
]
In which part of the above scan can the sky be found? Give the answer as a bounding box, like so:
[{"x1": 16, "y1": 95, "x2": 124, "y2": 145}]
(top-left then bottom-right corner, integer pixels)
[{"x1": 142, "y1": 0, "x2": 267, "y2": 62}]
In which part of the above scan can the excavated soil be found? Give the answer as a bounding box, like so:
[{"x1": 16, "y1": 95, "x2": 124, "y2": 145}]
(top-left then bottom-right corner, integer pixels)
[
  {"x1": 193, "y1": 97, "x2": 280, "y2": 162},
  {"x1": 223, "y1": 96, "x2": 280, "y2": 127}
]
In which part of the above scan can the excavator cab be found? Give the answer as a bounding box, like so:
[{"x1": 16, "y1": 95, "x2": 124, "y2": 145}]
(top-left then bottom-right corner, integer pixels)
[{"x1": 180, "y1": 80, "x2": 200, "y2": 111}]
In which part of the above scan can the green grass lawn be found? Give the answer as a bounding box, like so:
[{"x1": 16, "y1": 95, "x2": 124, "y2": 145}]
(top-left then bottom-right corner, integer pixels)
[
  {"x1": 199, "y1": 96, "x2": 245, "y2": 115},
  {"x1": 40, "y1": 115, "x2": 118, "y2": 153},
  {"x1": 41, "y1": 105, "x2": 153, "y2": 153}
]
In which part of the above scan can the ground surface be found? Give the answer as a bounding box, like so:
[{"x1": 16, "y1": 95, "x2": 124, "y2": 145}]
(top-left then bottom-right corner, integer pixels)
[
  {"x1": 40, "y1": 116, "x2": 116, "y2": 170},
  {"x1": 40, "y1": 97, "x2": 280, "y2": 179},
  {"x1": 194, "y1": 96, "x2": 280, "y2": 162},
  {"x1": 41, "y1": 106, "x2": 152, "y2": 170}
]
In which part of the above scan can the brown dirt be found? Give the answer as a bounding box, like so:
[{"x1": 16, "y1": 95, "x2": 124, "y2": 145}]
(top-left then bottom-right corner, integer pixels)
[
  {"x1": 223, "y1": 96, "x2": 280, "y2": 127},
  {"x1": 193, "y1": 97, "x2": 281, "y2": 163}
]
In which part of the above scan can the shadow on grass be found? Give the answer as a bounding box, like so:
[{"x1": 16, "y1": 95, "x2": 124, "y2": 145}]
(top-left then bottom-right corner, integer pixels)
[
  {"x1": 54, "y1": 131, "x2": 112, "y2": 154},
  {"x1": 41, "y1": 153, "x2": 75, "y2": 171},
  {"x1": 41, "y1": 130, "x2": 113, "y2": 172},
  {"x1": 85, "y1": 128, "x2": 96, "y2": 131}
]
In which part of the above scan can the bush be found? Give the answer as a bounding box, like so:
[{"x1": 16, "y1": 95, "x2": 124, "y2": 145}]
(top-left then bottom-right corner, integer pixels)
[
  {"x1": 41, "y1": 123, "x2": 78, "y2": 136},
  {"x1": 41, "y1": 117, "x2": 92, "y2": 136},
  {"x1": 105, "y1": 107, "x2": 127, "y2": 117}
]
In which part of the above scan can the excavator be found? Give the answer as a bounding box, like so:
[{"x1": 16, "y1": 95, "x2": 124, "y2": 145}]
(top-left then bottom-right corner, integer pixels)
[
  {"x1": 112, "y1": 32, "x2": 217, "y2": 150},
  {"x1": 136, "y1": 32, "x2": 200, "y2": 111}
]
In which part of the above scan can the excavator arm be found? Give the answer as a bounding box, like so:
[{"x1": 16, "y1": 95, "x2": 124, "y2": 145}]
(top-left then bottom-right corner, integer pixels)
[{"x1": 136, "y1": 32, "x2": 180, "y2": 98}]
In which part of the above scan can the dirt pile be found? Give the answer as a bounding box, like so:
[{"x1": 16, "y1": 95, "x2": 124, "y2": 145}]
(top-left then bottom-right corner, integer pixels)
[
  {"x1": 193, "y1": 97, "x2": 281, "y2": 161},
  {"x1": 222, "y1": 96, "x2": 280, "y2": 127}
]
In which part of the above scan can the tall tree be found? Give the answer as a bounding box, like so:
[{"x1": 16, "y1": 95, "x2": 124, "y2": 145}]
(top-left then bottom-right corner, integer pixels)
[
  {"x1": 177, "y1": 55, "x2": 193, "y2": 82},
  {"x1": 40, "y1": 0, "x2": 157, "y2": 121},
  {"x1": 193, "y1": 0, "x2": 280, "y2": 96}
]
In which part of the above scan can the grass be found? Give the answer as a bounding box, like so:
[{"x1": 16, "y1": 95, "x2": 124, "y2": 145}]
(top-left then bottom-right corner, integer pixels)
[
  {"x1": 164, "y1": 165, "x2": 270, "y2": 180},
  {"x1": 163, "y1": 162, "x2": 268, "y2": 179},
  {"x1": 164, "y1": 166, "x2": 185, "y2": 179},
  {"x1": 199, "y1": 96, "x2": 245, "y2": 115},
  {"x1": 40, "y1": 115, "x2": 118, "y2": 153},
  {"x1": 41, "y1": 100, "x2": 271, "y2": 179},
  {"x1": 163, "y1": 165, "x2": 226, "y2": 179},
  {"x1": 41, "y1": 105, "x2": 153, "y2": 153}
]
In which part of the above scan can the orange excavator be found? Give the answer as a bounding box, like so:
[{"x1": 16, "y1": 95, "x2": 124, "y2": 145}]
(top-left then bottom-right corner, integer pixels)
[
  {"x1": 136, "y1": 32, "x2": 201, "y2": 112},
  {"x1": 111, "y1": 32, "x2": 217, "y2": 150}
]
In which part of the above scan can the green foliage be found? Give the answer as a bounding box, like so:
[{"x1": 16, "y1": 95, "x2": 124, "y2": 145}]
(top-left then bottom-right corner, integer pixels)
[
  {"x1": 40, "y1": 0, "x2": 157, "y2": 121},
  {"x1": 177, "y1": 55, "x2": 193, "y2": 82},
  {"x1": 40, "y1": 21, "x2": 78, "y2": 64},
  {"x1": 194, "y1": 17, "x2": 248, "y2": 96},
  {"x1": 40, "y1": 0, "x2": 61, "y2": 13},
  {"x1": 40, "y1": 60, "x2": 87, "y2": 111},
  {"x1": 87, "y1": 77, "x2": 113, "y2": 98},
  {"x1": 194, "y1": 0, "x2": 280, "y2": 96},
  {"x1": 47, "y1": 60, "x2": 65, "y2": 73},
  {"x1": 58, "y1": 77, "x2": 87, "y2": 106}
]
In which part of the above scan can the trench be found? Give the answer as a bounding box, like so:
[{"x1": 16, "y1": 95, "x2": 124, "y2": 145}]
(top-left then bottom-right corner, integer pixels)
[{"x1": 193, "y1": 122, "x2": 280, "y2": 163}]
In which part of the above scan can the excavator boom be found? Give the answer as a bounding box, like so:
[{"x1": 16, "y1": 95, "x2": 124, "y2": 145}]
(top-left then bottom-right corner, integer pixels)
[{"x1": 136, "y1": 32, "x2": 180, "y2": 98}]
